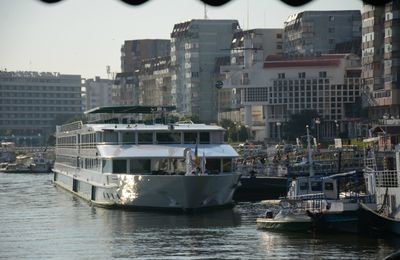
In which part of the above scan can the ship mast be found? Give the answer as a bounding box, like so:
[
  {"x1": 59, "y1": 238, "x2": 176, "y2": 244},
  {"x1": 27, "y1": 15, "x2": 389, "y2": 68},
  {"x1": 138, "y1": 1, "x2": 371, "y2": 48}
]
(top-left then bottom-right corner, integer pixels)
[{"x1": 306, "y1": 125, "x2": 314, "y2": 177}]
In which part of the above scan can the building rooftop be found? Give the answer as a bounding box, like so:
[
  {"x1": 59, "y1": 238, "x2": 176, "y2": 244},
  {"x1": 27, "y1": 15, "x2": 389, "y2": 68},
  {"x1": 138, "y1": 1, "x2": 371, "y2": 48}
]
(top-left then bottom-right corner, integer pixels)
[{"x1": 263, "y1": 54, "x2": 348, "y2": 68}]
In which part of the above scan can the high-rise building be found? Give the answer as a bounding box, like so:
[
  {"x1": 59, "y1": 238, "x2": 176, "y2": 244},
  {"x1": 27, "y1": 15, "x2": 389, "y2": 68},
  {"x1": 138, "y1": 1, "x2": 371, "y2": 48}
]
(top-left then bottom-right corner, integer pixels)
[
  {"x1": 362, "y1": 2, "x2": 400, "y2": 120},
  {"x1": 121, "y1": 39, "x2": 170, "y2": 73},
  {"x1": 0, "y1": 71, "x2": 82, "y2": 144},
  {"x1": 283, "y1": 10, "x2": 361, "y2": 55},
  {"x1": 170, "y1": 19, "x2": 240, "y2": 123}
]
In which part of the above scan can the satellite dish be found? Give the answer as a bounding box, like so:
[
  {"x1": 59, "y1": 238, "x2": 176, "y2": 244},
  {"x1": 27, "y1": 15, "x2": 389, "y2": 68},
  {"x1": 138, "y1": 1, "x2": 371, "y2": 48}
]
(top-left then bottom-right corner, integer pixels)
[{"x1": 215, "y1": 80, "x2": 223, "y2": 89}]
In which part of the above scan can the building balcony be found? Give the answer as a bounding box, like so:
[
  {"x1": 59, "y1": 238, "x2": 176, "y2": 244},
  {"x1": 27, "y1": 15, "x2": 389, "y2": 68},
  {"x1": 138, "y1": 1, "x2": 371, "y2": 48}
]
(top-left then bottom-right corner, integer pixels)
[{"x1": 241, "y1": 78, "x2": 250, "y2": 85}]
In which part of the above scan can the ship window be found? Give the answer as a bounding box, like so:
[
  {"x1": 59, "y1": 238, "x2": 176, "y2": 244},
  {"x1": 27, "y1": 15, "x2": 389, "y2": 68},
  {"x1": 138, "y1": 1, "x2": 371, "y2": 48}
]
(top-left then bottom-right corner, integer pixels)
[
  {"x1": 324, "y1": 182, "x2": 334, "y2": 191},
  {"x1": 206, "y1": 159, "x2": 220, "y2": 174},
  {"x1": 103, "y1": 131, "x2": 118, "y2": 143},
  {"x1": 113, "y1": 160, "x2": 127, "y2": 174},
  {"x1": 102, "y1": 159, "x2": 112, "y2": 173},
  {"x1": 299, "y1": 182, "x2": 308, "y2": 191},
  {"x1": 122, "y1": 132, "x2": 135, "y2": 144},
  {"x1": 138, "y1": 132, "x2": 153, "y2": 144},
  {"x1": 156, "y1": 132, "x2": 181, "y2": 144},
  {"x1": 223, "y1": 159, "x2": 232, "y2": 172},
  {"x1": 199, "y1": 132, "x2": 210, "y2": 144},
  {"x1": 129, "y1": 159, "x2": 151, "y2": 174},
  {"x1": 184, "y1": 132, "x2": 197, "y2": 144},
  {"x1": 311, "y1": 181, "x2": 322, "y2": 191}
]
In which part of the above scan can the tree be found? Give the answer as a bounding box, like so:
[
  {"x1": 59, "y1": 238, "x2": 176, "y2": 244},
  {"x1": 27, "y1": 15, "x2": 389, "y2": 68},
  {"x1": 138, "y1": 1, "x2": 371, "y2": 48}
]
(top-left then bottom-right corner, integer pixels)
[{"x1": 284, "y1": 110, "x2": 319, "y2": 141}]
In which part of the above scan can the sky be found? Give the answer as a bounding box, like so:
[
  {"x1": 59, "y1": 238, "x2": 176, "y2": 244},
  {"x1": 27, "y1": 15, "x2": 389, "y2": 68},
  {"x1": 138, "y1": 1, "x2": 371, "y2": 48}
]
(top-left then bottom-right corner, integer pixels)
[{"x1": 0, "y1": 0, "x2": 363, "y2": 79}]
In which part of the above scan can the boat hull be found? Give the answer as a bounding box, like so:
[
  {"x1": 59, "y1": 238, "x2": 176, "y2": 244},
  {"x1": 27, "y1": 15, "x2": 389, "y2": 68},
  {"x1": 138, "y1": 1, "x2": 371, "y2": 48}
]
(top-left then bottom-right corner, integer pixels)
[
  {"x1": 53, "y1": 168, "x2": 241, "y2": 211},
  {"x1": 256, "y1": 217, "x2": 312, "y2": 232},
  {"x1": 358, "y1": 203, "x2": 400, "y2": 235},
  {"x1": 233, "y1": 176, "x2": 287, "y2": 202},
  {"x1": 308, "y1": 211, "x2": 360, "y2": 233}
]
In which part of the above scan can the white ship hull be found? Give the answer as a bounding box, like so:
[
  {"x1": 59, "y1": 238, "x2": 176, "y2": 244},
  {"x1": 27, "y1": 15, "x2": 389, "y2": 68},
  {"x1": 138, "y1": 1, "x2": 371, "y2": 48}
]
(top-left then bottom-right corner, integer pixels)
[{"x1": 53, "y1": 166, "x2": 241, "y2": 211}]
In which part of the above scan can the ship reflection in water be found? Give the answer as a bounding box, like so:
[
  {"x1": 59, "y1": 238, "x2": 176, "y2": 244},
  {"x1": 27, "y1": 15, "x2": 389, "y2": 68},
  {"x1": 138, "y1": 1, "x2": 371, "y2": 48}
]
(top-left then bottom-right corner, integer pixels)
[{"x1": 0, "y1": 173, "x2": 398, "y2": 259}]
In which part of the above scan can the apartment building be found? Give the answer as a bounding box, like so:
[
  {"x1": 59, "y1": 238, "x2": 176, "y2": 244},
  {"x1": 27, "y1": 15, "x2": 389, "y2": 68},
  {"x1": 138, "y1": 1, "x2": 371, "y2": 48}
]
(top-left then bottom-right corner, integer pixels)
[
  {"x1": 362, "y1": 2, "x2": 400, "y2": 120},
  {"x1": 121, "y1": 39, "x2": 170, "y2": 73},
  {"x1": 220, "y1": 28, "x2": 284, "y2": 124},
  {"x1": 112, "y1": 72, "x2": 138, "y2": 106},
  {"x1": 170, "y1": 19, "x2": 240, "y2": 123},
  {"x1": 284, "y1": 10, "x2": 361, "y2": 55},
  {"x1": 138, "y1": 56, "x2": 174, "y2": 107},
  {"x1": 83, "y1": 76, "x2": 113, "y2": 111}
]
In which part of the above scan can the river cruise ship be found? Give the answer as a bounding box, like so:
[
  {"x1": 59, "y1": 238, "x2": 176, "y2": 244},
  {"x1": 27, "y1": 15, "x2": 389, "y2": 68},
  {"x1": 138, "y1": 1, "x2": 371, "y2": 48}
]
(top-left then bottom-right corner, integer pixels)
[{"x1": 53, "y1": 108, "x2": 241, "y2": 211}]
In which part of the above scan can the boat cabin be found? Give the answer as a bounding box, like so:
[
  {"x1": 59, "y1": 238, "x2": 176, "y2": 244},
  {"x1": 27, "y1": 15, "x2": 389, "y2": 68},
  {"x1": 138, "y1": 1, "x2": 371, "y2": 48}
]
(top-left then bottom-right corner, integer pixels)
[{"x1": 287, "y1": 176, "x2": 339, "y2": 200}]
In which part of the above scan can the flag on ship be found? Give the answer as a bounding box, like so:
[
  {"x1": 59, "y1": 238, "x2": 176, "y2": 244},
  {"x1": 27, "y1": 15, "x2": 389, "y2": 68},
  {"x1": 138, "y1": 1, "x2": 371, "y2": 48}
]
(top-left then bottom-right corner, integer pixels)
[{"x1": 194, "y1": 138, "x2": 200, "y2": 167}]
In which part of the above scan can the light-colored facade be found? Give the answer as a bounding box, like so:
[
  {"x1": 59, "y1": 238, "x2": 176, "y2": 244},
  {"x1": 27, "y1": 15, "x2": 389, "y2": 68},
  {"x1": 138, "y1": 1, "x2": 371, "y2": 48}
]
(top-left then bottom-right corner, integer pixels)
[
  {"x1": 219, "y1": 28, "x2": 284, "y2": 124},
  {"x1": 284, "y1": 10, "x2": 361, "y2": 55},
  {"x1": 83, "y1": 76, "x2": 113, "y2": 111},
  {"x1": 170, "y1": 19, "x2": 240, "y2": 123},
  {"x1": 138, "y1": 56, "x2": 173, "y2": 107},
  {"x1": 362, "y1": 2, "x2": 400, "y2": 120},
  {"x1": 121, "y1": 39, "x2": 170, "y2": 73},
  {"x1": 222, "y1": 54, "x2": 363, "y2": 141},
  {"x1": 0, "y1": 71, "x2": 82, "y2": 144}
]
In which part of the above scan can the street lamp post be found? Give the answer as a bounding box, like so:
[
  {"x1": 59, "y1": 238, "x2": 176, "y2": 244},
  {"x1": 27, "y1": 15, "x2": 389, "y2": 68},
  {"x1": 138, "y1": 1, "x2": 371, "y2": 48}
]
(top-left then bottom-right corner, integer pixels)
[
  {"x1": 215, "y1": 80, "x2": 223, "y2": 125},
  {"x1": 383, "y1": 114, "x2": 388, "y2": 151},
  {"x1": 276, "y1": 122, "x2": 281, "y2": 143},
  {"x1": 334, "y1": 120, "x2": 339, "y2": 137},
  {"x1": 306, "y1": 125, "x2": 314, "y2": 177},
  {"x1": 315, "y1": 118, "x2": 320, "y2": 143}
]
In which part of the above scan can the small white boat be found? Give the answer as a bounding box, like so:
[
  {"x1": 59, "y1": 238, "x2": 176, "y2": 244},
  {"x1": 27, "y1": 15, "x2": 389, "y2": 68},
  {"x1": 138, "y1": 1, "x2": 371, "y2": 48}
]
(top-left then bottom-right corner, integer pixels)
[
  {"x1": 0, "y1": 153, "x2": 52, "y2": 173},
  {"x1": 256, "y1": 206, "x2": 312, "y2": 232}
]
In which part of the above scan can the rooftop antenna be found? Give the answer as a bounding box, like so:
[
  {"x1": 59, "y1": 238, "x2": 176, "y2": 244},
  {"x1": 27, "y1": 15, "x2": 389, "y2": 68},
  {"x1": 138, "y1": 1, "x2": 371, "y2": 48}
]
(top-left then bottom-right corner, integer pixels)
[
  {"x1": 247, "y1": 0, "x2": 249, "y2": 29},
  {"x1": 106, "y1": 65, "x2": 111, "y2": 79},
  {"x1": 204, "y1": 3, "x2": 208, "y2": 19}
]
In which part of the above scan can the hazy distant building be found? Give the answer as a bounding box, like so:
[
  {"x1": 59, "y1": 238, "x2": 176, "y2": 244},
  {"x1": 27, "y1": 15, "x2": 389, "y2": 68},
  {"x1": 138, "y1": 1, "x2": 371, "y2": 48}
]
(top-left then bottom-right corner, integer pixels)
[
  {"x1": 283, "y1": 10, "x2": 361, "y2": 55},
  {"x1": 170, "y1": 19, "x2": 240, "y2": 123},
  {"x1": 362, "y1": 2, "x2": 400, "y2": 120},
  {"x1": 138, "y1": 56, "x2": 174, "y2": 107},
  {"x1": 112, "y1": 72, "x2": 138, "y2": 106},
  {"x1": 83, "y1": 76, "x2": 113, "y2": 111},
  {"x1": 121, "y1": 39, "x2": 170, "y2": 73},
  {"x1": 0, "y1": 71, "x2": 81, "y2": 144}
]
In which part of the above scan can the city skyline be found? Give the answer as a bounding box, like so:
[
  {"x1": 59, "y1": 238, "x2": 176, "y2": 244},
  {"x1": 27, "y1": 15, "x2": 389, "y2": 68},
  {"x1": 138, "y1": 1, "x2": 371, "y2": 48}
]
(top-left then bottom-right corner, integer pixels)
[{"x1": 0, "y1": 0, "x2": 362, "y2": 79}]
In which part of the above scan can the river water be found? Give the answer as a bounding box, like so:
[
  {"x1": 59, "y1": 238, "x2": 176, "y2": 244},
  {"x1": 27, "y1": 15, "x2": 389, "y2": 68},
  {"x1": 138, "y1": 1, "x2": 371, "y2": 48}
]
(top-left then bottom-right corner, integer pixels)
[{"x1": 0, "y1": 172, "x2": 398, "y2": 259}]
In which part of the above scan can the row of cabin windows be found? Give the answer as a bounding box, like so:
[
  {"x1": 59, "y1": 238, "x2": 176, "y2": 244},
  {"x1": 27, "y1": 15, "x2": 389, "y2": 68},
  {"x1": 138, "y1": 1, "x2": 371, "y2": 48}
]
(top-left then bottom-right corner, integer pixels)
[
  {"x1": 58, "y1": 132, "x2": 215, "y2": 148},
  {"x1": 99, "y1": 131, "x2": 211, "y2": 145},
  {"x1": 101, "y1": 158, "x2": 233, "y2": 174},
  {"x1": 57, "y1": 136, "x2": 77, "y2": 147},
  {"x1": 299, "y1": 181, "x2": 334, "y2": 191}
]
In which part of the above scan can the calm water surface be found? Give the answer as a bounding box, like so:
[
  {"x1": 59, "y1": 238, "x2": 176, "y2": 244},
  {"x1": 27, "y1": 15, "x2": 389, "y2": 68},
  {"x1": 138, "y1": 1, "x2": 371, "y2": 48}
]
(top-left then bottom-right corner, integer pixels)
[{"x1": 0, "y1": 173, "x2": 399, "y2": 259}]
